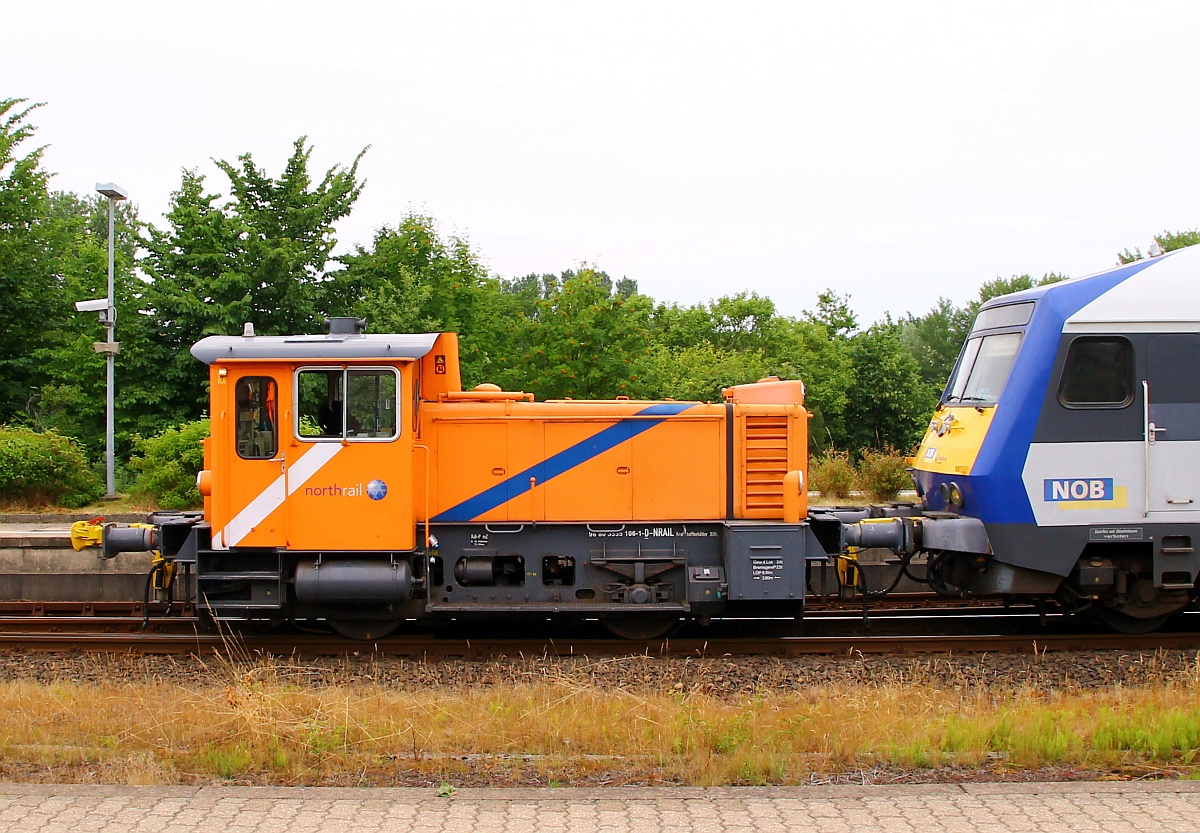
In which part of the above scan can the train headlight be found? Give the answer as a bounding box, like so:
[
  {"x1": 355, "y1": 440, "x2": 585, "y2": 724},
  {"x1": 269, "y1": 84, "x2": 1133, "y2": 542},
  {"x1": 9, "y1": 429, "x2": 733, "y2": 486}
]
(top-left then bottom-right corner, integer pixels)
[{"x1": 939, "y1": 481, "x2": 965, "y2": 509}]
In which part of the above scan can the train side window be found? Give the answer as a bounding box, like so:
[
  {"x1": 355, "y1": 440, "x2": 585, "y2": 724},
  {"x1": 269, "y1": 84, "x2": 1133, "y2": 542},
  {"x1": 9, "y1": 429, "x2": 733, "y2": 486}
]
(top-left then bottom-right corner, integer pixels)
[
  {"x1": 1058, "y1": 337, "x2": 1133, "y2": 407},
  {"x1": 296, "y1": 367, "x2": 400, "y2": 441},
  {"x1": 347, "y1": 369, "x2": 398, "y2": 439},
  {"x1": 235, "y1": 377, "x2": 278, "y2": 459}
]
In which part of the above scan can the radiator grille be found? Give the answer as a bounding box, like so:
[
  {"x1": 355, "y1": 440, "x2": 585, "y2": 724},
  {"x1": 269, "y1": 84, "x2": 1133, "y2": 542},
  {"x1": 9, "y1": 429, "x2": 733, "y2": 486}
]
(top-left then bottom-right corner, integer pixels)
[{"x1": 743, "y1": 415, "x2": 789, "y2": 514}]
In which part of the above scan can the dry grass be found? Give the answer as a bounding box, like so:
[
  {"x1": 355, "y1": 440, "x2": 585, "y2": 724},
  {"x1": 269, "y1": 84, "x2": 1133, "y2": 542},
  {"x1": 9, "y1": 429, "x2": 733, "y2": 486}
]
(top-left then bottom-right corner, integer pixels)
[{"x1": 2, "y1": 653, "x2": 1200, "y2": 786}]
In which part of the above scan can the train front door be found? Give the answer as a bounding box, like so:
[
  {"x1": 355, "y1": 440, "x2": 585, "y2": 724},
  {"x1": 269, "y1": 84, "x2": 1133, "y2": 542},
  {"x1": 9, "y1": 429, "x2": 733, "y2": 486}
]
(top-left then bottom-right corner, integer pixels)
[
  {"x1": 285, "y1": 364, "x2": 416, "y2": 551},
  {"x1": 1145, "y1": 334, "x2": 1200, "y2": 515}
]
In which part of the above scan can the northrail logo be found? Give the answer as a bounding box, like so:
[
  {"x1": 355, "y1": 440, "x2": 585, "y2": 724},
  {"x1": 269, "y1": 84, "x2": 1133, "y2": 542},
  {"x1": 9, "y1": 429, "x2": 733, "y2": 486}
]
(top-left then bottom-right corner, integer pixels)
[
  {"x1": 304, "y1": 479, "x2": 388, "y2": 500},
  {"x1": 1044, "y1": 478, "x2": 1113, "y2": 502}
]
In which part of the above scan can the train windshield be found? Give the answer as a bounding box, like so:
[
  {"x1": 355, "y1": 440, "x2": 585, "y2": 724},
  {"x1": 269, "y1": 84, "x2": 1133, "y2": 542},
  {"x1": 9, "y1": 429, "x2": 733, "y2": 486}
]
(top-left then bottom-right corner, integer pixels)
[{"x1": 945, "y1": 332, "x2": 1022, "y2": 405}]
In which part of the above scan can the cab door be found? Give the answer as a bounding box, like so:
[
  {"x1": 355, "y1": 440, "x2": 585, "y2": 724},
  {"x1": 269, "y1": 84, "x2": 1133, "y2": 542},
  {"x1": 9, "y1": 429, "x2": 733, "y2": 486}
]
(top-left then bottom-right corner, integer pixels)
[
  {"x1": 285, "y1": 363, "x2": 415, "y2": 550},
  {"x1": 1145, "y1": 334, "x2": 1200, "y2": 513},
  {"x1": 215, "y1": 369, "x2": 289, "y2": 549}
]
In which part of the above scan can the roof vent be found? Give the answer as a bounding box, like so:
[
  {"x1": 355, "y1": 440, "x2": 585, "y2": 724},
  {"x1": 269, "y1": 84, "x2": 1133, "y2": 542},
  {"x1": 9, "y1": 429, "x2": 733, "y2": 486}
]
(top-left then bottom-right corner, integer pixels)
[{"x1": 325, "y1": 317, "x2": 367, "y2": 335}]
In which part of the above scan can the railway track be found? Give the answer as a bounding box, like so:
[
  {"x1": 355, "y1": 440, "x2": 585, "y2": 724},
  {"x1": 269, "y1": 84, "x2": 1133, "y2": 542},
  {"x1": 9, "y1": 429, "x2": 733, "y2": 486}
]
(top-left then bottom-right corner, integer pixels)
[{"x1": 0, "y1": 601, "x2": 1198, "y2": 656}]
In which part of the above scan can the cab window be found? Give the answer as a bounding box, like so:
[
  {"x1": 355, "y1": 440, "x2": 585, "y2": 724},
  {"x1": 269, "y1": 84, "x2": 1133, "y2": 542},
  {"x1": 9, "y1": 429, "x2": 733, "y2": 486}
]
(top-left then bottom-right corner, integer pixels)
[
  {"x1": 1058, "y1": 337, "x2": 1133, "y2": 407},
  {"x1": 235, "y1": 377, "x2": 278, "y2": 459},
  {"x1": 296, "y1": 368, "x2": 399, "y2": 440},
  {"x1": 945, "y1": 332, "x2": 1021, "y2": 405}
]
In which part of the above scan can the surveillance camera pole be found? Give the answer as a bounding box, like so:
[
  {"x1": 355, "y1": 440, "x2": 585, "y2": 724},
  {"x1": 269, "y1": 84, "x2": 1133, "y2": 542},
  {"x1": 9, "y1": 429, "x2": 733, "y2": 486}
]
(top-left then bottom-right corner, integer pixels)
[{"x1": 96, "y1": 183, "x2": 128, "y2": 500}]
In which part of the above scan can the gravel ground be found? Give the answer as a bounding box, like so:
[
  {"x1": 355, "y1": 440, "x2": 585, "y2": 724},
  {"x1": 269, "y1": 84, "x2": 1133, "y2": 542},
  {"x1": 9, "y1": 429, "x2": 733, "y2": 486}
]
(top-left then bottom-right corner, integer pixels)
[{"x1": 0, "y1": 648, "x2": 1196, "y2": 694}]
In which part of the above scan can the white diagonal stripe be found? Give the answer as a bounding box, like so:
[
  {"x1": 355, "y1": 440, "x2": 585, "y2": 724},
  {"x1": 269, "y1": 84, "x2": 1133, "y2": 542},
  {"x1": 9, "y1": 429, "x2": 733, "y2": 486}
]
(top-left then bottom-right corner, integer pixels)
[
  {"x1": 220, "y1": 443, "x2": 344, "y2": 547},
  {"x1": 283, "y1": 442, "x2": 344, "y2": 496}
]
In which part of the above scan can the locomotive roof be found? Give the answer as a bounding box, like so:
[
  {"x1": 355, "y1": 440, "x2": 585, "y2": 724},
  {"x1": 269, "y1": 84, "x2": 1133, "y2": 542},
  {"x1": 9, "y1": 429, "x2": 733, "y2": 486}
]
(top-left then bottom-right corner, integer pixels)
[
  {"x1": 190, "y1": 332, "x2": 441, "y2": 364},
  {"x1": 978, "y1": 244, "x2": 1200, "y2": 334}
]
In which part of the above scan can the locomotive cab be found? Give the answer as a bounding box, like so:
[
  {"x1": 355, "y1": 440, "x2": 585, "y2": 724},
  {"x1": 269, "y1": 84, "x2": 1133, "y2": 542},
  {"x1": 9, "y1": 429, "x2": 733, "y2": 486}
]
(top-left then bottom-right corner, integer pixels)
[
  {"x1": 209, "y1": 360, "x2": 416, "y2": 552},
  {"x1": 183, "y1": 321, "x2": 460, "y2": 637},
  {"x1": 914, "y1": 300, "x2": 1032, "y2": 515}
]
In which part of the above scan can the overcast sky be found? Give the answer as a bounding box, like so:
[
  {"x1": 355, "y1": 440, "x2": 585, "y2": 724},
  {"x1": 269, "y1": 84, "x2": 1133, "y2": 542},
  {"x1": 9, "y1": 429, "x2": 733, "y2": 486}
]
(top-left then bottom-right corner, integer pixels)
[{"x1": 7, "y1": 1, "x2": 1199, "y2": 325}]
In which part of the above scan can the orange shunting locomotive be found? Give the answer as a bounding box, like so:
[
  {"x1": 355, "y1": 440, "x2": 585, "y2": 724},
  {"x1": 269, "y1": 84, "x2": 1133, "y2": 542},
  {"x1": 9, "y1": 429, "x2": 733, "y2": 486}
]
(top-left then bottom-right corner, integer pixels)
[{"x1": 91, "y1": 317, "x2": 831, "y2": 639}]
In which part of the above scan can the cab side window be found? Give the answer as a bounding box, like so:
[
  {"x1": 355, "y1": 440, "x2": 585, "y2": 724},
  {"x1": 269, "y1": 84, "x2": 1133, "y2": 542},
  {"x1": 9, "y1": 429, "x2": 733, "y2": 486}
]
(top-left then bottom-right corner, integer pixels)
[
  {"x1": 296, "y1": 368, "x2": 399, "y2": 440},
  {"x1": 1058, "y1": 337, "x2": 1133, "y2": 407},
  {"x1": 235, "y1": 377, "x2": 278, "y2": 459}
]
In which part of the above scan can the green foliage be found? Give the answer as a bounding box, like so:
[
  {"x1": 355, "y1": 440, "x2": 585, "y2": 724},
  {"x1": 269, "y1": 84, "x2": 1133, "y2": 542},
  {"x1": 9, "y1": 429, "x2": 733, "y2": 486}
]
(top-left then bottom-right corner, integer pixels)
[
  {"x1": 645, "y1": 293, "x2": 856, "y2": 448},
  {"x1": 0, "y1": 426, "x2": 103, "y2": 508},
  {"x1": 140, "y1": 138, "x2": 366, "y2": 421},
  {"x1": 339, "y1": 213, "x2": 515, "y2": 387},
  {"x1": 770, "y1": 317, "x2": 855, "y2": 451},
  {"x1": 127, "y1": 420, "x2": 210, "y2": 509},
  {"x1": 647, "y1": 293, "x2": 779, "y2": 402},
  {"x1": 0, "y1": 99, "x2": 57, "y2": 423},
  {"x1": 804, "y1": 290, "x2": 858, "y2": 338},
  {"x1": 856, "y1": 446, "x2": 913, "y2": 502},
  {"x1": 842, "y1": 322, "x2": 934, "y2": 452},
  {"x1": 201, "y1": 743, "x2": 253, "y2": 779},
  {"x1": 900, "y1": 298, "x2": 974, "y2": 389},
  {"x1": 514, "y1": 269, "x2": 655, "y2": 400},
  {"x1": 977, "y1": 272, "x2": 1066, "y2": 304},
  {"x1": 6, "y1": 102, "x2": 1197, "y2": 495},
  {"x1": 808, "y1": 450, "x2": 856, "y2": 499},
  {"x1": 643, "y1": 343, "x2": 772, "y2": 403},
  {"x1": 1120, "y1": 228, "x2": 1200, "y2": 263}
]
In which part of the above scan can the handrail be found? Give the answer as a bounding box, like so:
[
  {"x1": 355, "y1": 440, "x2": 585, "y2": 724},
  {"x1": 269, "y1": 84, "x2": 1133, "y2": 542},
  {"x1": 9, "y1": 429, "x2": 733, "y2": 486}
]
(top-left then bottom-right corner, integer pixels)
[{"x1": 414, "y1": 443, "x2": 431, "y2": 547}]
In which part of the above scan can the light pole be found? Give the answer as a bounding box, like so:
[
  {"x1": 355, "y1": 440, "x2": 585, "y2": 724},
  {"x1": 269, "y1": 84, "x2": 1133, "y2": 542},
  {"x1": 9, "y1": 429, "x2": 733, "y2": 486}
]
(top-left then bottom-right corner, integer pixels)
[{"x1": 95, "y1": 182, "x2": 128, "y2": 500}]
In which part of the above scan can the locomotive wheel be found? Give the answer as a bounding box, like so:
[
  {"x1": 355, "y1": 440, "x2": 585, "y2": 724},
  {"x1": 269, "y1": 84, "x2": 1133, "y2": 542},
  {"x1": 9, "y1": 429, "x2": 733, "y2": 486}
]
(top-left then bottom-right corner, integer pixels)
[
  {"x1": 600, "y1": 613, "x2": 680, "y2": 640},
  {"x1": 329, "y1": 617, "x2": 402, "y2": 640},
  {"x1": 1095, "y1": 606, "x2": 1171, "y2": 635}
]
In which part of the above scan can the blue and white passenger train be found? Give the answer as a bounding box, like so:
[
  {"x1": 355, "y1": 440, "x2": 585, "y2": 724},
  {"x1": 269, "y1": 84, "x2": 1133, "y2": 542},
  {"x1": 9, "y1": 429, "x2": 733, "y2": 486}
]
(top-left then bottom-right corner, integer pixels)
[{"x1": 908, "y1": 244, "x2": 1200, "y2": 630}]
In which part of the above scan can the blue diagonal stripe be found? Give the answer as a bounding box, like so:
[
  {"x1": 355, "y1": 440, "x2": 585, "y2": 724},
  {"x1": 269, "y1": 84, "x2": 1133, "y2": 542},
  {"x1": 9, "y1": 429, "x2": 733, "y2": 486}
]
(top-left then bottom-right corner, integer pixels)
[{"x1": 432, "y1": 403, "x2": 694, "y2": 522}]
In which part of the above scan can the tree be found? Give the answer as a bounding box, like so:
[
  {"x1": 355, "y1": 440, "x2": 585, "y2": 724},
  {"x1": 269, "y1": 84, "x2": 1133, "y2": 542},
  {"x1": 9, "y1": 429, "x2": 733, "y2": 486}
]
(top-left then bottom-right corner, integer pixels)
[
  {"x1": 977, "y1": 272, "x2": 1065, "y2": 303},
  {"x1": 900, "y1": 298, "x2": 975, "y2": 389},
  {"x1": 643, "y1": 344, "x2": 773, "y2": 403},
  {"x1": 1119, "y1": 228, "x2": 1200, "y2": 263},
  {"x1": 213, "y1": 138, "x2": 366, "y2": 333},
  {"x1": 769, "y1": 317, "x2": 855, "y2": 451},
  {"x1": 0, "y1": 99, "x2": 56, "y2": 422},
  {"x1": 841, "y1": 321, "x2": 934, "y2": 453},
  {"x1": 338, "y1": 212, "x2": 516, "y2": 387},
  {"x1": 141, "y1": 139, "x2": 366, "y2": 421},
  {"x1": 804, "y1": 290, "x2": 858, "y2": 339},
  {"x1": 514, "y1": 269, "x2": 654, "y2": 400}
]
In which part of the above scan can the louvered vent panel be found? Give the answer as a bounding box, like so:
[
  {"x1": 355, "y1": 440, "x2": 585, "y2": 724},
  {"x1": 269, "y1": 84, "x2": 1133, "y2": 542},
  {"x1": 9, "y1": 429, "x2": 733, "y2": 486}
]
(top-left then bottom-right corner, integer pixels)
[{"x1": 743, "y1": 415, "x2": 789, "y2": 514}]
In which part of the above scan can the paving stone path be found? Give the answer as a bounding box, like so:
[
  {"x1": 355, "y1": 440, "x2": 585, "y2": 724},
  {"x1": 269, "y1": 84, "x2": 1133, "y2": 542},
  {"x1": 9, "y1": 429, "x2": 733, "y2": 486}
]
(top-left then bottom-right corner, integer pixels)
[{"x1": 1, "y1": 782, "x2": 1198, "y2": 832}]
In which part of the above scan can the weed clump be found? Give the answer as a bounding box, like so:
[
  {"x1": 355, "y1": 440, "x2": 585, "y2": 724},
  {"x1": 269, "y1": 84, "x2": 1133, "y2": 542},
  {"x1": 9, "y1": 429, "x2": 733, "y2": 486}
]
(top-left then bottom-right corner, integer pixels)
[
  {"x1": 809, "y1": 449, "x2": 856, "y2": 499},
  {"x1": 856, "y1": 446, "x2": 913, "y2": 502}
]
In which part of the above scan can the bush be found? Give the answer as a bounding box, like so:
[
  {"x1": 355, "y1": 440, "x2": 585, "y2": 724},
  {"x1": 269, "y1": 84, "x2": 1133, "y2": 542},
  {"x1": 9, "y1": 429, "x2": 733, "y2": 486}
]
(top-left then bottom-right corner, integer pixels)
[
  {"x1": 809, "y1": 449, "x2": 856, "y2": 499},
  {"x1": 127, "y1": 419, "x2": 210, "y2": 509},
  {"x1": 857, "y1": 446, "x2": 913, "y2": 502},
  {"x1": 0, "y1": 426, "x2": 104, "y2": 508}
]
